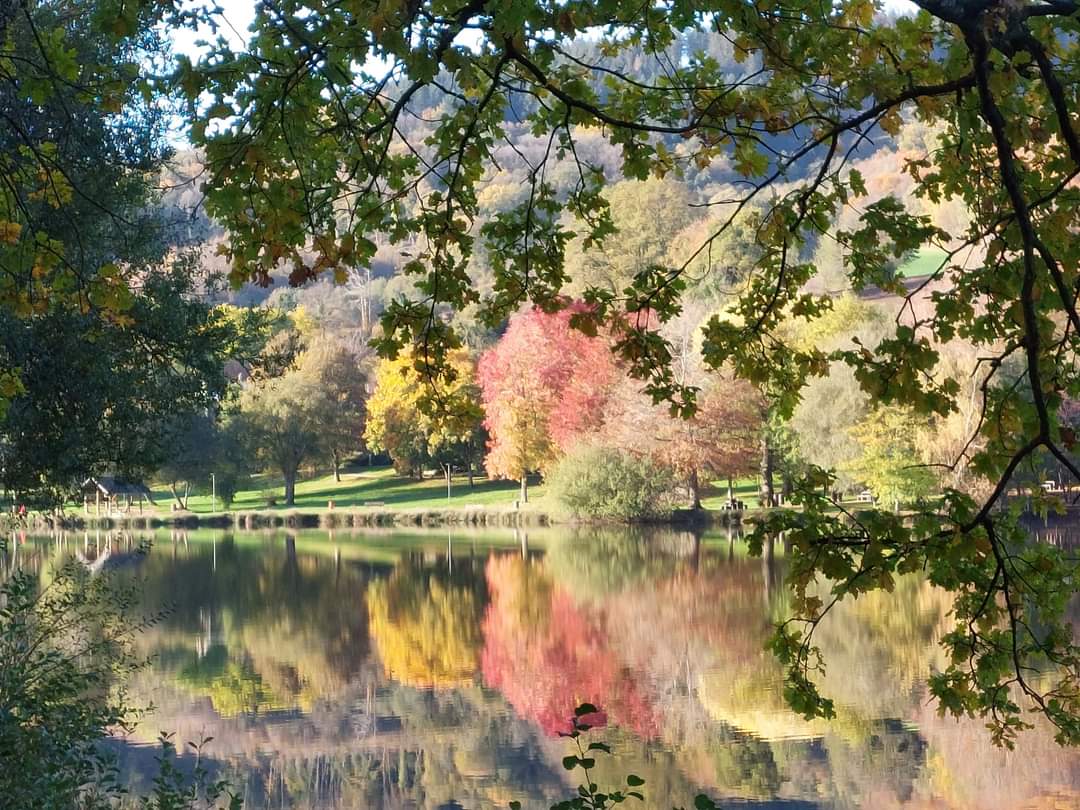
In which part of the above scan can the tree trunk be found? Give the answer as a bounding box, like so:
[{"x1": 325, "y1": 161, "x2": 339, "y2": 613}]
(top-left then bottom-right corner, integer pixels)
[
  {"x1": 283, "y1": 468, "x2": 297, "y2": 506},
  {"x1": 727, "y1": 475, "x2": 735, "y2": 504},
  {"x1": 759, "y1": 434, "x2": 775, "y2": 508},
  {"x1": 333, "y1": 450, "x2": 341, "y2": 483},
  {"x1": 520, "y1": 474, "x2": 528, "y2": 504},
  {"x1": 467, "y1": 461, "x2": 474, "y2": 488},
  {"x1": 782, "y1": 470, "x2": 793, "y2": 501},
  {"x1": 170, "y1": 482, "x2": 184, "y2": 510},
  {"x1": 182, "y1": 481, "x2": 190, "y2": 510},
  {"x1": 688, "y1": 469, "x2": 702, "y2": 510}
]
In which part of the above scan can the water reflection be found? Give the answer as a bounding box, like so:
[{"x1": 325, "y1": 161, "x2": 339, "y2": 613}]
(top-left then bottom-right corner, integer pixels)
[{"x1": 11, "y1": 527, "x2": 1080, "y2": 809}]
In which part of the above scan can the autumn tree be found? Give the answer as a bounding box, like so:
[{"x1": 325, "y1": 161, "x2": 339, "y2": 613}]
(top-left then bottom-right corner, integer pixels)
[
  {"x1": 477, "y1": 305, "x2": 621, "y2": 501},
  {"x1": 185, "y1": 0, "x2": 1080, "y2": 744},
  {"x1": 364, "y1": 348, "x2": 484, "y2": 480},
  {"x1": 844, "y1": 406, "x2": 938, "y2": 509},
  {"x1": 601, "y1": 376, "x2": 763, "y2": 509}
]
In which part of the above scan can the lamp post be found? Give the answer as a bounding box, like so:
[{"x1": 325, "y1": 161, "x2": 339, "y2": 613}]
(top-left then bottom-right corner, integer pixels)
[{"x1": 210, "y1": 473, "x2": 216, "y2": 514}]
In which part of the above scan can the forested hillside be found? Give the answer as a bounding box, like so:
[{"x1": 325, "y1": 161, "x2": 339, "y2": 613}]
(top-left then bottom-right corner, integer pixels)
[{"x1": 161, "y1": 24, "x2": 966, "y2": 352}]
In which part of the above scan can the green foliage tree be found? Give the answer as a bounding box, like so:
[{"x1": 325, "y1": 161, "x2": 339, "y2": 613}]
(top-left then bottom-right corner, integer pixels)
[
  {"x1": 564, "y1": 177, "x2": 698, "y2": 294},
  {"x1": 0, "y1": 0, "x2": 174, "y2": 418},
  {"x1": 1, "y1": 267, "x2": 244, "y2": 507},
  {"x1": 302, "y1": 343, "x2": 368, "y2": 481},
  {"x1": 667, "y1": 207, "x2": 765, "y2": 299},
  {"x1": 181, "y1": 0, "x2": 1080, "y2": 744},
  {"x1": 237, "y1": 366, "x2": 322, "y2": 506},
  {"x1": 844, "y1": 406, "x2": 938, "y2": 509},
  {"x1": 159, "y1": 411, "x2": 252, "y2": 509},
  {"x1": 250, "y1": 321, "x2": 306, "y2": 381},
  {"x1": 159, "y1": 412, "x2": 219, "y2": 509}
]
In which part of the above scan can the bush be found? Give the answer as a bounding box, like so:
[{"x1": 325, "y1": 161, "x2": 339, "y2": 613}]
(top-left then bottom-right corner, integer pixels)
[
  {"x1": 547, "y1": 445, "x2": 675, "y2": 521},
  {"x1": 0, "y1": 548, "x2": 240, "y2": 809},
  {"x1": 215, "y1": 470, "x2": 246, "y2": 508}
]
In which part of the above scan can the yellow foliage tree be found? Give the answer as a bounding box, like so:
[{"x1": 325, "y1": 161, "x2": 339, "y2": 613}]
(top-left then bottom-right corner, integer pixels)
[{"x1": 364, "y1": 348, "x2": 484, "y2": 478}]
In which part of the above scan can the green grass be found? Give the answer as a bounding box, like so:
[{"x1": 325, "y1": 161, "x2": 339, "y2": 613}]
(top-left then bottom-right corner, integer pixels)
[
  {"x1": 895, "y1": 246, "x2": 948, "y2": 279},
  {"x1": 144, "y1": 467, "x2": 759, "y2": 516},
  {"x1": 699, "y1": 477, "x2": 760, "y2": 510},
  {"x1": 149, "y1": 466, "x2": 550, "y2": 515}
]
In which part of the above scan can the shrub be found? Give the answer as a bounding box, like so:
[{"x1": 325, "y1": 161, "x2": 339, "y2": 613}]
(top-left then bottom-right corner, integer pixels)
[
  {"x1": 547, "y1": 445, "x2": 675, "y2": 521},
  {"x1": 215, "y1": 470, "x2": 245, "y2": 508},
  {"x1": 0, "y1": 548, "x2": 240, "y2": 809}
]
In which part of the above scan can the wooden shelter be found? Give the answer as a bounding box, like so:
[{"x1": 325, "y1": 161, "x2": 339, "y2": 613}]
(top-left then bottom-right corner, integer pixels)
[{"x1": 82, "y1": 476, "x2": 154, "y2": 515}]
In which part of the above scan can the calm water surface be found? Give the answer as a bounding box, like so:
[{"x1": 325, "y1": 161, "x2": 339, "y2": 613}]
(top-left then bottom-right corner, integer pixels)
[{"x1": 13, "y1": 524, "x2": 1080, "y2": 810}]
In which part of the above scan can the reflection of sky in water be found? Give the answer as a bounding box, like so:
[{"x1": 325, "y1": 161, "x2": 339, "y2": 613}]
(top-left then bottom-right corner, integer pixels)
[{"x1": 13, "y1": 528, "x2": 1080, "y2": 809}]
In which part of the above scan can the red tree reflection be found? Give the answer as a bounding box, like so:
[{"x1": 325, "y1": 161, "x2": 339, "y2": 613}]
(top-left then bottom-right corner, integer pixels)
[{"x1": 480, "y1": 554, "x2": 659, "y2": 737}]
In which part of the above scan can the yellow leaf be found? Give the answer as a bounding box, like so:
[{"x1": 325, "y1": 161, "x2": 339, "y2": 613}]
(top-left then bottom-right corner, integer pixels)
[{"x1": 0, "y1": 220, "x2": 21, "y2": 244}]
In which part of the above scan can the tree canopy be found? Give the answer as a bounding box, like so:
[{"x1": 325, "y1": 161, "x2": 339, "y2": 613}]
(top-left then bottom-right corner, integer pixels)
[
  {"x1": 2, "y1": 0, "x2": 1078, "y2": 751},
  {"x1": 176, "y1": 0, "x2": 1080, "y2": 746}
]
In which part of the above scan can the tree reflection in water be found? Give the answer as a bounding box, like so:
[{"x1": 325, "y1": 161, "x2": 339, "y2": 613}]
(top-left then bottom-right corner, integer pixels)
[{"x1": 12, "y1": 527, "x2": 1080, "y2": 809}]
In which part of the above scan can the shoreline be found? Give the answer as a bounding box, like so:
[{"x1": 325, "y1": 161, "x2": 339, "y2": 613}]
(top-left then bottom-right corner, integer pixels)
[{"x1": 30, "y1": 504, "x2": 746, "y2": 532}]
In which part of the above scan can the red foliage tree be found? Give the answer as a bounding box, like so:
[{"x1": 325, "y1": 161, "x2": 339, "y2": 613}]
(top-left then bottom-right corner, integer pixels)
[
  {"x1": 600, "y1": 375, "x2": 763, "y2": 508},
  {"x1": 477, "y1": 305, "x2": 622, "y2": 500}
]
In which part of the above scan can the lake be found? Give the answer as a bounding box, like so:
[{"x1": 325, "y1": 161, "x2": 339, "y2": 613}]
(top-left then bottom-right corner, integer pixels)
[{"x1": 11, "y1": 525, "x2": 1080, "y2": 809}]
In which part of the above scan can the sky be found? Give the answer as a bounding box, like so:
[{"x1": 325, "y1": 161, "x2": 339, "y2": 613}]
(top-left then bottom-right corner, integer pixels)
[
  {"x1": 171, "y1": 0, "x2": 920, "y2": 60},
  {"x1": 171, "y1": 0, "x2": 256, "y2": 58}
]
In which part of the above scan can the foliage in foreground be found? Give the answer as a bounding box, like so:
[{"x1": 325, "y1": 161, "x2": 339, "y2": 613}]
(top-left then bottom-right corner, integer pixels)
[
  {"x1": 177, "y1": 0, "x2": 1080, "y2": 747},
  {"x1": 516, "y1": 704, "x2": 722, "y2": 810},
  {"x1": 547, "y1": 445, "x2": 676, "y2": 521},
  {"x1": 0, "y1": 554, "x2": 239, "y2": 809}
]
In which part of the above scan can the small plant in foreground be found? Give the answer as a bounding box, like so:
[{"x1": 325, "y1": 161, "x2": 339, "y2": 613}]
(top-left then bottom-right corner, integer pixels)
[
  {"x1": 511, "y1": 704, "x2": 722, "y2": 810},
  {"x1": 0, "y1": 548, "x2": 241, "y2": 809},
  {"x1": 136, "y1": 733, "x2": 241, "y2": 810}
]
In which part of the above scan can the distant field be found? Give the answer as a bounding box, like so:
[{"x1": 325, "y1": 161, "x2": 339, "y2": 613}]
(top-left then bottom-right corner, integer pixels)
[
  {"x1": 895, "y1": 246, "x2": 948, "y2": 279},
  {"x1": 147, "y1": 466, "x2": 548, "y2": 514}
]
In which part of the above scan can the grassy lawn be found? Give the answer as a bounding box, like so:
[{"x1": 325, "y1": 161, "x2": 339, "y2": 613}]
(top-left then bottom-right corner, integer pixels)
[
  {"x1": 895, "y1": 246, "x2": 948, "y2": 279},
  {"x1": 699, "y1": 477, "x2": 761, "y2": 510},
  {"x1": 104, "y1": 468, "x2": 761, "y2": 517},
  {"x1": 149, "y1": 465, "x2": 550, "y2": 514}
]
